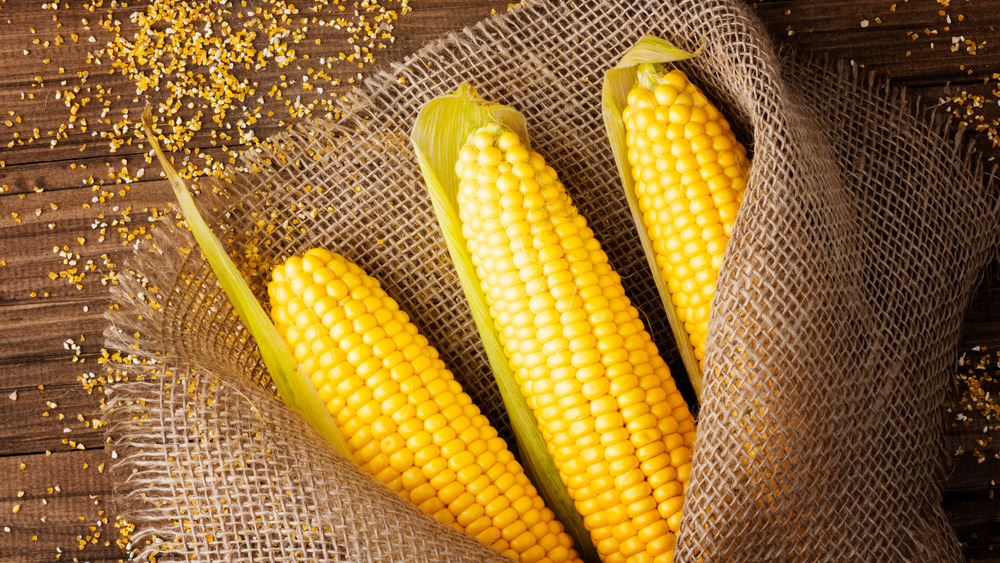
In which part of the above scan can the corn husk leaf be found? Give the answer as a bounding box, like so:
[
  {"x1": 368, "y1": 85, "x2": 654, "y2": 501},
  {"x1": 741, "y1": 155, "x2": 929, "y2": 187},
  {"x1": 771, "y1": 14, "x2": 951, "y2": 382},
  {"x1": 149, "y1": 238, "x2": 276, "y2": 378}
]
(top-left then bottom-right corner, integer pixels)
[
  {"x1": 141, "y1": 107, "x2": 351, "y2": 459},
  {"x1": 601, "y1": 36, "x2": 706, "y2": 399},
  {"x1": 411, "y1": 85, "x2": 598, "y2": 563}
]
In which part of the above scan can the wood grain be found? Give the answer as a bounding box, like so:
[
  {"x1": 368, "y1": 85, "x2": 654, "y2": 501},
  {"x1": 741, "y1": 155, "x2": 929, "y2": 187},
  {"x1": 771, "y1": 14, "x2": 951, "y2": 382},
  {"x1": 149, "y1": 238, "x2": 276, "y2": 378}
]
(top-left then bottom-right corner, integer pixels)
[{"x1": 1, "y1": 1, "x2": 997, "y2": 561}]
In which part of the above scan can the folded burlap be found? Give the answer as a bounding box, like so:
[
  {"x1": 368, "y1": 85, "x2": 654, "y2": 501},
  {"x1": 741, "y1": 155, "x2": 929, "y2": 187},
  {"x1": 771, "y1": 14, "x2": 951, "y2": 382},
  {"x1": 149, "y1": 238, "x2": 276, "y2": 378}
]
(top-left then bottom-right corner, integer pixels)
[{"x1": 104, "y1": 0, "x2": 999, "y2": 560}]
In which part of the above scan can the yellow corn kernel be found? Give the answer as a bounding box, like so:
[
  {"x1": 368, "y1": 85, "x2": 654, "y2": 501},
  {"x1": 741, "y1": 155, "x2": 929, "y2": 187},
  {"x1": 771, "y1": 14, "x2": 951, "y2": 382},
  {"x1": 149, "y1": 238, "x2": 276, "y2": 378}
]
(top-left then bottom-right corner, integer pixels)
[
  {"x1": 269, "y1": 249, "x2": 580, "y2": 563},
  {"x1": 456, "y1": 123, "x2": 695, "y2": 561},
  {"x1": 623, "y1": 67, "x2": 749, "y2": 380}
]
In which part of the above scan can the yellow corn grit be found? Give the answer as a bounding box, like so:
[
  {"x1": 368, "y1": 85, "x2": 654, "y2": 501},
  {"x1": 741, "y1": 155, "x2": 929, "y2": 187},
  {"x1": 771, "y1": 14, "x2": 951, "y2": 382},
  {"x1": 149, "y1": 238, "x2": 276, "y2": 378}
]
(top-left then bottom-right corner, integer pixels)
[
  {"x1": 268, "y1": 248, "x2": 582, "y2": 563},
  {"x1": 622, "y1": 64, "x2": 749, "y2": 378},
  {"x1": 455, "y1": 123, "x2": 696, "y2": 563}
]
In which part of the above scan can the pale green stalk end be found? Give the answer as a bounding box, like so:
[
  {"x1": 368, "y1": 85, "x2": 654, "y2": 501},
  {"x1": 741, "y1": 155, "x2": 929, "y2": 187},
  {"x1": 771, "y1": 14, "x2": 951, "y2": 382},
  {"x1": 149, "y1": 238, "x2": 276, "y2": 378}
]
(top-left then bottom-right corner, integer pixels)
[{"x1": 141, "y1": 107, "x2": 352, "y2": 459}]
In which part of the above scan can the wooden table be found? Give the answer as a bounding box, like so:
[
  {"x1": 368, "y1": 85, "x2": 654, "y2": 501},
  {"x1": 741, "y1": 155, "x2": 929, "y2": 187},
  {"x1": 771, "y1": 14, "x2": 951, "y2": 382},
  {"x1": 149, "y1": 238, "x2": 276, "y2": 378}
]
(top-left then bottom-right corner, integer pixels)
[{"x1": 1, "y1": 1, "x2": 997, "y2": 561}]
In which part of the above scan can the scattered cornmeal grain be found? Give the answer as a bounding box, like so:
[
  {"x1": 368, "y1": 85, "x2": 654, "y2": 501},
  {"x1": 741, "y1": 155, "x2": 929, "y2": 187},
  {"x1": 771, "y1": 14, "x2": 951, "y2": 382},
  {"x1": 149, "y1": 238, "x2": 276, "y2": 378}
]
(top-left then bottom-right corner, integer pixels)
[
  {"x1": 939, "y1": 89, "x2": 1000, "y2": 148},
  {"x1": 943, "y1": 344, "x2": 1000, "y2": 554},
  {"x1": 868, "y1": 0, "x2": 1000, "y2": 146},
  {"x1": 2, "y1": 0, "x2": 412, "y2": 182},
  {"x1": 950, "y1": 347, "x2": 1000, "y2": 433},
  {"x1": 114, "y1": 516, "x2": 136, "y2": 550}
]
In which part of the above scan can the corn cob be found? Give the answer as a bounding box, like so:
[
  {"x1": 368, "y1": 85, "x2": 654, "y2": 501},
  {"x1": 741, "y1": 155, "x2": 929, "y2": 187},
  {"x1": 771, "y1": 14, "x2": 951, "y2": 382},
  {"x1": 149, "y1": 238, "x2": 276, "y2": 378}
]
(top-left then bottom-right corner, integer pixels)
[
  {"x1": 621, "y1": 65, "x2": 749, "y2": 377},
  {"x1": 268, "y1": 248, "x2": 582, "y2": 563},
  {"x1": 456, "y1": 123, "x2": 696, "y2": 563}
]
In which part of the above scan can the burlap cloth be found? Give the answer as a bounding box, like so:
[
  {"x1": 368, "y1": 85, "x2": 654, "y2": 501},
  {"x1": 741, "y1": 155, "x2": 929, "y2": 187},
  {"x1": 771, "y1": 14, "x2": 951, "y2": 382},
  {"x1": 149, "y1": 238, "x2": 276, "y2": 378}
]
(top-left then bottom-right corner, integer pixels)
[{"x1": 103, "y1": 0, "x2": 1000, "y2": 560}]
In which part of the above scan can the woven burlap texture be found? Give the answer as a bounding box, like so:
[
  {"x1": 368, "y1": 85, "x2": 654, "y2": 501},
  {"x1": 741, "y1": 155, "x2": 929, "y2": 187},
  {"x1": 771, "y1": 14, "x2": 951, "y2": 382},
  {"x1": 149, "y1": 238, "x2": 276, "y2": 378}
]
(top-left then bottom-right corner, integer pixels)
[{"x1": 103, "y1": 0, "x2": 1000, "y2": 561}]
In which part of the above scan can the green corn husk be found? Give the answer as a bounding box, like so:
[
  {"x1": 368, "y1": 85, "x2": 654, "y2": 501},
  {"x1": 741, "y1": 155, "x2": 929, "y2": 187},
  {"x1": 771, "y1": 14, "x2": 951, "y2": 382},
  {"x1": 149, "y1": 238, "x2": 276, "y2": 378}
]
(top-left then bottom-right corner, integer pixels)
[
  {"x1": 601, "y1": 36, "x2": 706, "y2": 399},
  {"x1": 141, "y1": 107, "x2": 352, "y2": 459},
  {"x1": 410, "y1": 85, "x2": 598, "y2": 563}
]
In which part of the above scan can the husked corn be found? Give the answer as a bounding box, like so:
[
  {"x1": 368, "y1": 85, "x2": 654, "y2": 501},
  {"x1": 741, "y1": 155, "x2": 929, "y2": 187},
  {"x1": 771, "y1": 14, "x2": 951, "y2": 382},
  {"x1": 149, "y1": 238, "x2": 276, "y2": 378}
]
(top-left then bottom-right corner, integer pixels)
[
  {"x1": 456, "y1": 123, "x2": 696, "y2": 563},
  {"x1": 269, "y1": 248, "x2": 581, "y2": 563},
  {"x1": 622, "y1": 66, "x2": 749, "y2": 372}
]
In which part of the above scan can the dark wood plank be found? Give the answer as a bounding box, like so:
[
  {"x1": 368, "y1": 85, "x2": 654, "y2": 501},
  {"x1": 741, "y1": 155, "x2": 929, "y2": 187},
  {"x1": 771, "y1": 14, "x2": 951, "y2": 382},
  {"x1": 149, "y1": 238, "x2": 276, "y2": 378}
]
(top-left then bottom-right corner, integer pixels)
[
  {"x1": 754, "y1": 0, "x2": 1000, "y2": 84},
  {"x1": 0, "y1": 451, "x2": 127, "y2": 562}
]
